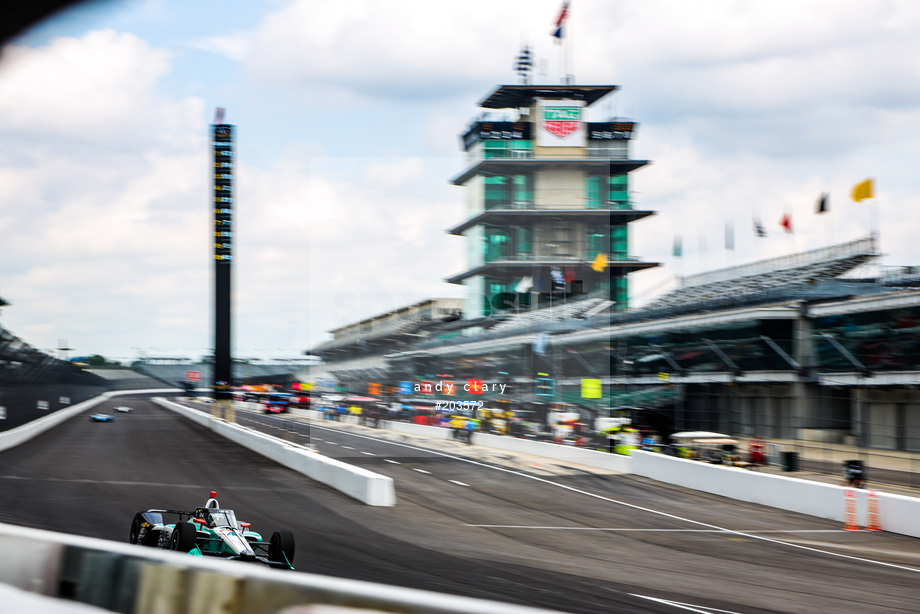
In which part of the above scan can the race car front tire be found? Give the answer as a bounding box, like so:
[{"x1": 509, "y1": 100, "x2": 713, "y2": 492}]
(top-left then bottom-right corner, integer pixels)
[
  {"x1": 169, "y1": 522, "x2": 197, "y2": 553},
  {"x1": 268, "y1": 530, "x2": 295, "y2": 565}
]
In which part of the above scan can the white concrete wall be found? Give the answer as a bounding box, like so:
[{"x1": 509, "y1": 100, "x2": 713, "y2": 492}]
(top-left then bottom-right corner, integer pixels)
[
  {"x1": 473, "y1": 432, "x2": 633, "y2": 473},
  {"x1": 630, "y1": 450, "x2": 920, "y2": 538},
  {"x1": 384, "y1": 421, "x2": 633, "y2": 473},
  {"x1": 386, "y1": 422, "x2": 920, "y2": 538},
  {"x1": 155, "y1": 399, "x2": 395, "y2": 507},
  {"x1": 385, "y1": 421, "x2": 453, "y2": 440},
  {"x1": 0, "y1": 522, "x2": 564, "y2": 614},
  {"x1": 0, "y1": 389, "x2": 178, "y2": 454}
]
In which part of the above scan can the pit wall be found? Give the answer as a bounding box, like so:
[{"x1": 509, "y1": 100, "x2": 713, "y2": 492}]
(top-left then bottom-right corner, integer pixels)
[
  {"x1": 154, "y1": 399, "x2": 395, "y2": 507},
  {"x1": 0, "y1": 522, "x2": 563, "y2": 614},
  {"x1": 384, "y1": 420, "x2": 633, "y2": 473},
  {"x1": 343, "y1": 417, "x2": 920, "y2": 539},
  {"x1": 630, "y1": 450, "x2": 920, "y2": 539}
]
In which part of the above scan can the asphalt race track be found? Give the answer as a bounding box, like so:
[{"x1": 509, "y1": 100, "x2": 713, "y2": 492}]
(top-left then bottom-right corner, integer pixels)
[{"x1": 1, "y1": 396, "x2": 919, "y2": 614}]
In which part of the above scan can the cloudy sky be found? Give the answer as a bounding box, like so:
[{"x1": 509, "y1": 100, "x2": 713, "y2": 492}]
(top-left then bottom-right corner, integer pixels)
[{"x1": 1, "y1": 0, "x2": 918, "y2": 362}]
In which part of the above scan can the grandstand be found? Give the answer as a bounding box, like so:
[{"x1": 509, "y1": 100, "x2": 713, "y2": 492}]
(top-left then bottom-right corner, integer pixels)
[
  {"x1": 83, "y1": 368, "x2": 171, "y2": 391},
  {"x1": 489, "y1": 295, "x2": 614, "y2": 333},
  {"x1": 0, "y1": 323, "x2": 108, "y2": 431},
  {"x1": 647, "y1": 234, "x2": 879, "y2": 310},
  {"x1": 309, "y1": 298, "x2": 463, "y2": 366},
  {"x1": 133, "y1": 358, "x2": 315, "y2": 388}
]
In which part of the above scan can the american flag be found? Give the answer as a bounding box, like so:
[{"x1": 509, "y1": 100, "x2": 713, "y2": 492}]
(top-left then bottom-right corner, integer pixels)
[{"x1": 552, "y1": 1, "x2": 569, "y2": 42}]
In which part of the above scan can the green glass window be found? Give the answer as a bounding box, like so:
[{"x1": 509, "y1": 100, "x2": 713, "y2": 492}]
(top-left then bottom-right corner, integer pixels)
[
  {"x1": 513, "y1": 175, "x2": 533, "y2": 205},
  {"x1": 515, "y1": 226, "x2": 533, "y2": 258},
  {"x1": 586, "y1": 225, "x2": 607, "y2": 256},
  {"x1": 484, "y1": 227, "x2": 512, "y2": 262},
  {"x1": 614, "y1": 277, "x2": 628, "y2": 309},
  {"x1": 484, "y1": 176, "x2": 509, "y2": 210},
  {"x1": 611, "y1": 225, "x2": 628, "y2": 259},
  {"x1": 485, "y1": 175, "x2": 531, "y2": 209},
  {"x1": 586, "y1": 174, "x2": 630, "y2": 209},
  {"x1": 483, "y1": 140, "x2": 532, "y2": 159},
  {"x1": 609, "y1": 174, "x2": 629, "y2": 209},
  {"x1": 586, "y1": 175, "x2": 604, "y2": 209}
]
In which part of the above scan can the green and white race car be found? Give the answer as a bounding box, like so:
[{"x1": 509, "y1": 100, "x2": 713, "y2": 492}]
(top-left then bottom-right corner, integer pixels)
[{"x1": 129, "y1": 491, "x2": 295, "y2": 570}]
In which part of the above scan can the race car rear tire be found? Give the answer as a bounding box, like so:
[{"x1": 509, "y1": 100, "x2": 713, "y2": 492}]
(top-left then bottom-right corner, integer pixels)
[
  {"x1": 269, "y1": 530, "x2": 295, "y2": 564},
  {"x1": 169, "y1": 522, "x2": 197, "y2": 553},
  {"x1": 129, "y1": 515, "x2": 142, "y2": 544}
]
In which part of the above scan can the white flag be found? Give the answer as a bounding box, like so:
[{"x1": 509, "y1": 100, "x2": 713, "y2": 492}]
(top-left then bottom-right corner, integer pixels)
[{"x1": 516, "y1": 276, "x2": 533, "y2": 293}]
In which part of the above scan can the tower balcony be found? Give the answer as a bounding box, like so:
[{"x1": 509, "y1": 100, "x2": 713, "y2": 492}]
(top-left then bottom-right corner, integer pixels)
[
  {"x1": 446, "y1": 208, "x2": 655, "y2": 236},
  {"x1": 450, "y1": 158, "x2": 649, "y2": 186},
  {"x1": 445, "y1": 259, "x2": 658, "y2": 285}
]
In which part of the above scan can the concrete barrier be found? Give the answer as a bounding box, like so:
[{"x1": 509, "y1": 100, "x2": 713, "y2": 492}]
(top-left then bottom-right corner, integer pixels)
[
  {"x1": 385, "y1": 422, "x2": 920, "y2": 538},
  {"x1": 630, "y1": 450, "x2": 920, "y2": 538},
  {"x1": 867, "y1": 490, "x2": 920, "y2": 539},
  {"x1": 155, "y1": 399, "x2": 395, "y2": 507},
  {"x1": 385, "y1": 420, "x2": 453, "y2": 440},
  {"x1": 472, "y1": 432, "x2": 633, "y2": 473},
  {"x1": 0, "y1": 389, "x2": 179, "y2": 454},
  {"x1": 0, "y1": 522, "x2": 565, "y2": 614},
  {"x1": 383, "y1": 421, "x2": 633, "y2": 472}
]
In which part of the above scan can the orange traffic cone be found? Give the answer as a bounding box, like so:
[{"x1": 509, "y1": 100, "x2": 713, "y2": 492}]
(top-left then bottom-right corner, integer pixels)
[
  {"x1": 866, "y1": 490, "x2": 881, "y2": 531},
  {"x1": 844, "y1": 488, "x2": 859, "y2": 531}
]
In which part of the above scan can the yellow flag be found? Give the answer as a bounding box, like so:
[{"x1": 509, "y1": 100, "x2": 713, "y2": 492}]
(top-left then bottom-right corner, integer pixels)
[
  {"x1": 851, "y1": 178, "x2": 874, "y2": 202},
  {"x1": 591, "y1": 252, "x2": 608, "y2": 272}
]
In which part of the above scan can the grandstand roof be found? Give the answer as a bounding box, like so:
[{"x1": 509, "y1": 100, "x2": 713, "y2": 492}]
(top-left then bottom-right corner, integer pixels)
[
  {"x1": 478, "y1": 85, "x2": 618, "y2": 109},
  {"x1": 446, "y1": 259, "x2": 657, "y2": 285},
  {"x1": 489, "y1": 296, "x2": 613, "y2": 334},
  {"x1": 647, "y1": 235, "x2": 879, "y2": 310},
  {"x1": 447, "y1": 209, "x2": 654, "y2": 236},
  {"x1": 311, "y1": 298, "x2": 463, "y2": 353}
]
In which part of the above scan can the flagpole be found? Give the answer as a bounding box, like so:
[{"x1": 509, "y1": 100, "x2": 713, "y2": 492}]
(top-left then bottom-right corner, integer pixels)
[
  {"x1": 559, "y1": 37, "x2": 565, "y2": 84},
  {"x1": 870, "y1": 200, "x2": 879, "y2": 236},
  {"x1": 565, "y1": 4, "x2": 572, "y2": 85}
]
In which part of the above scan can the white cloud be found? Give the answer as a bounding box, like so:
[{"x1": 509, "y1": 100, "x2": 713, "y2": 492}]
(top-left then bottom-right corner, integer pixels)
[
  {"x1": 180, "y1": 32, "x2": 250, "y2": 62},
  {"x1": 0, "y1": 30, "x2": 175, "y2": 140},
  {"x1": 0, "y1": 30, "x2": 209, "y2": 357},
  {"x1": 4, "y1": 0, "x2": 920, "y2": 359},
  {"x1": 239, "y1": 0, "x2": 571, "y2": 103}
]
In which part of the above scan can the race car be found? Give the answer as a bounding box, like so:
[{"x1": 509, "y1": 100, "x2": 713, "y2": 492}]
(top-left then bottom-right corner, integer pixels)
[
  {"x1": 114, "y1": 405, "x2": 132, "y2": 413},
  {"x1": 129, "y1": 491, "x2": 295, "y2": 569},
  {"x1": 89, "y1": 413, "x2": 113, "y2": 422}
]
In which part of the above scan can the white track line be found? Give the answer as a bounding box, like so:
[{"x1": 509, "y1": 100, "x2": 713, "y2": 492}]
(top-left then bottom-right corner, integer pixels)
[
  {"x1": 412, "y1": 468, "x2": 431, "y2": 474},
  {"x1": 630, "y1": 594, "x2": 741, "y2": 614},
  {"x1": 449, "y1": 480, "x2": 469, "y2": 487},
  {"x1": 384, "y1": 459, "x2": 400, "y2": 464},
  {"x1": 306, "y1": 423, "x2": 920, "y2": 574},
  {"x1": 464, "y1": 526, "x2": 846, "y2": 533}
]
